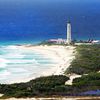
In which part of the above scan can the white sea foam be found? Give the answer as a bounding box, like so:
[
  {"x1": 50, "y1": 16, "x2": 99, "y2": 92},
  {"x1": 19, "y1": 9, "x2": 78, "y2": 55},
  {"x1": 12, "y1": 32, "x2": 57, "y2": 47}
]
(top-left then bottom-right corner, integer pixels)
[
  {"x1": 7, "y1": 59, "x2": 39, "y2": 65},
  {"x1": 0, "y1": 70, "x2": 11, "y2": 80},
  {"x1": 0, "y1": 58, "x2": 10, "y2": 68},
  {"x1": 8, "y1": 68, "x2": 28, "y2": 73},
  {"x1": 3, "y1": 54, "x2": 25, "y2": 59},
  {"x1": 4, "y1": 45, "x2": 18, "y2": 49},
  {"x1": 0, "y1": 58, "x2": 10, "y2": 63}
]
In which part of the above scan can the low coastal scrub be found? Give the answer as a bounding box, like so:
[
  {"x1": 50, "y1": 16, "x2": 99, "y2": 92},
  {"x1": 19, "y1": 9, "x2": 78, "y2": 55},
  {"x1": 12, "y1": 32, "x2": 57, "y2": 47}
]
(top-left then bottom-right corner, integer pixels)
[
  {"x1": 73, "y1": 72, "x2": 100, "y2": 87},
  {"x1": 66, "y1": 44, "x2": 100, "y2": 75},
  {"x1": 0, "y1": 74, "x2": 100, "y2": 98},
  {"x1": 0, "y1": 75, "x2": 70, "y2": 98},
  {"x1": 72, "y1": 72, "x2": 100, "y2": 96}
]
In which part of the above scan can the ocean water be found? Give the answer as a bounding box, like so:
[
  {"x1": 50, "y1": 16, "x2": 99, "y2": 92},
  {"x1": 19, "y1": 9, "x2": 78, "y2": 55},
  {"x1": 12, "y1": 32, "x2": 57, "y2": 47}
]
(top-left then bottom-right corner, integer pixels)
[
  {"x1": 0, "y1": 0, "x2": 100, "y2": 43},
  {"x1": 0, "y1": 0, "x2": 100, "y2": 83},
  {"x1": 0, "y1": 45, "x2": 58, "y2": 84}
]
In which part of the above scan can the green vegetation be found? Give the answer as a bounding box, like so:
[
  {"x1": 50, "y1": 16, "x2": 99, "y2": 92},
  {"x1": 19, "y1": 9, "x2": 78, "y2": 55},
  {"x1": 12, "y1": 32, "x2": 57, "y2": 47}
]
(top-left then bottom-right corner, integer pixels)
[
  {"x1": 66, "y1": 45, "x2": 100, "y2": 75},
  {"x1": 0, "y1": 75, "x2": 70, "y2": 98},
  {"x1": 73, "y1": 72, "x2": 100, "y2": 87},
  {"x1": 0, "y1": 74, "x2": 100, "y2": 98},
  {"x1": 72, "y1": 72, "x2": 100, "y2": 96}
]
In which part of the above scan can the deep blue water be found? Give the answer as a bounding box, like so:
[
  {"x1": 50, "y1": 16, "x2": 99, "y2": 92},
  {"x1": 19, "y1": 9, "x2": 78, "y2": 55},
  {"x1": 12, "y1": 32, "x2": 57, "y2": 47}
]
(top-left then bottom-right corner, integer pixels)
[{"x1": 0, "y1": 0, "x2": 100, "y2": 44}]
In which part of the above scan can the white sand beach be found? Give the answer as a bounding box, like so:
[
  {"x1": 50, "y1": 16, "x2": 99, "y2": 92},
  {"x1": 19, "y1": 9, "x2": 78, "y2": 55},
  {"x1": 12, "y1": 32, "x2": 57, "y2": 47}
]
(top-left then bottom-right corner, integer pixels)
[
  {"x1": 65, "y1": 74, "x2": 82, "y2": 85},
  {"x1": 20, "y1": 45, "x2": 75, "y2": 76}
]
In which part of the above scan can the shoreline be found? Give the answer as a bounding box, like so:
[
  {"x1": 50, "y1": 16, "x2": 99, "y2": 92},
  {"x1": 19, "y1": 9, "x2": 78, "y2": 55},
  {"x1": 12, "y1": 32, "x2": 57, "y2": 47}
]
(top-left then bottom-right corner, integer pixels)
[
  {"x1": 7, "y1": 45, "x2": 75, "y2": 84},
  {"x1": 0, "y1": 44, "x2": 76, "y2": 85},
  {"x1": 21, "y1": 45, "x2": 75, "y2": 75}
]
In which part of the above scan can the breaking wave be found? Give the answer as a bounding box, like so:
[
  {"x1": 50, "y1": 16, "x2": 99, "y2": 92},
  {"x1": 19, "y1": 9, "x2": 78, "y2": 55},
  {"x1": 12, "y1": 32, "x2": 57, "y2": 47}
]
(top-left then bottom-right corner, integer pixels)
[{"x1": 0, "y1": 45, "x2": 58, "y2": 84}]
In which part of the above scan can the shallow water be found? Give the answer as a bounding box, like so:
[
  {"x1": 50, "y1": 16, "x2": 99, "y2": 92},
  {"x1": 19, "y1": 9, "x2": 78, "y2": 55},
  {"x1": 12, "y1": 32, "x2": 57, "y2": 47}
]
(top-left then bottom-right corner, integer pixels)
[{"x1": 0, "y1": 45, "x2": 58, "y2": 84}]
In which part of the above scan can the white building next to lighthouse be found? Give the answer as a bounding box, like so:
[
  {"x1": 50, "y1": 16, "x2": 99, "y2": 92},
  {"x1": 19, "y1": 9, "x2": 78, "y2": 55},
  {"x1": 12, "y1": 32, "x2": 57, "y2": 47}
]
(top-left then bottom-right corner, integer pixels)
[
  {"x1": 67, "y1": 21, "x2": 72, "y2": 44},
  {"x1": 46, "y1": 21, "x2": 72, "y2": 45}
]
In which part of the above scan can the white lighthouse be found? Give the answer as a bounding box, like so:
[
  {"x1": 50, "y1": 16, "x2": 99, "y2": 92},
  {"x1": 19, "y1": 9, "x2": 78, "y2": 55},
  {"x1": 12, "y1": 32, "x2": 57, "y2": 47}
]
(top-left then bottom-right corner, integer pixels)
[{"x1": 67, "y1": 21, "x2": 72, "y2": 44}]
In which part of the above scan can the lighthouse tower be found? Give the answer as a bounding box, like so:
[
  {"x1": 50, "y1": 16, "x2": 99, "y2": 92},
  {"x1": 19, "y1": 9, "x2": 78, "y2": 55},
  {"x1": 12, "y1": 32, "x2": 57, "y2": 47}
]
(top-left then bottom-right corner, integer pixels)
[{"x1": 67, "y1": 21, "x2": 72, "y2": 44}]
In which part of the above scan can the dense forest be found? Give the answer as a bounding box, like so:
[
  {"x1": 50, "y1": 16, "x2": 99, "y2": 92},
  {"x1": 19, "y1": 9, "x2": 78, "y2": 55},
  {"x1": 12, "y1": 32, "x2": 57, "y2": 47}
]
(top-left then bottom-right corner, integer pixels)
[{"x1": 0, "y1": 44, "x2": 100, "y2": 98}]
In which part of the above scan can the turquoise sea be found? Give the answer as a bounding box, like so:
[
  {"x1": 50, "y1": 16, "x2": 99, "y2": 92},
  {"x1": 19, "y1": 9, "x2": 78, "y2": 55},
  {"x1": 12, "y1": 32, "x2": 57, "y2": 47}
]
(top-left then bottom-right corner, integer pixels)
[{"x1": 0, "y1": 45, "x2": 58, "y2": 84}]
